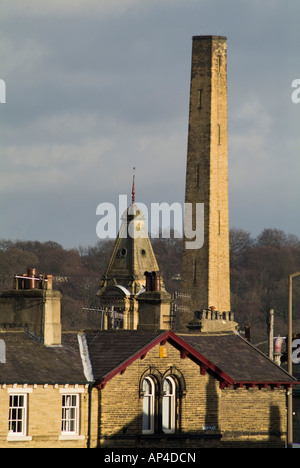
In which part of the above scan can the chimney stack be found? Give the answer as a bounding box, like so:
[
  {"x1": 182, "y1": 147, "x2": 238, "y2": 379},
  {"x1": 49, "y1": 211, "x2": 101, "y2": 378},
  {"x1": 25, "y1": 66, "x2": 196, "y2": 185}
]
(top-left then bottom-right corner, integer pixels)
[
  {"x1": 137, "y1": 271, "x2": 171, "y2": 331},
  {"x1": 0, "y1": 268, "x2": 61, "y2": 346}
]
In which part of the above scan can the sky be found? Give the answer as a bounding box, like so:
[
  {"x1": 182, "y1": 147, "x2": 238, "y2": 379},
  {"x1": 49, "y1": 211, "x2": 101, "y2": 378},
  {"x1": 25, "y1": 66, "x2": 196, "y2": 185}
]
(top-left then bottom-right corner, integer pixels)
[{"x1": 0, "y1": 0, "x2": 299, "y2": 249}]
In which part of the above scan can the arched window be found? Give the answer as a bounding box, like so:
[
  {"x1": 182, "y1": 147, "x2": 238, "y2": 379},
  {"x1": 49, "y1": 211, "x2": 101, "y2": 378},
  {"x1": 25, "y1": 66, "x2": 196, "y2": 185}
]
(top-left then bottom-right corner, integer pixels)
[
  {"x1": 142, "y1": 376, "x2": 155, "y2": 434},
  {"x1": 162, "y1": 376, "x2": 176, "y2": 433},
  {"x1": 140, "y1": 367, "x2": 185, "y2": 435}
]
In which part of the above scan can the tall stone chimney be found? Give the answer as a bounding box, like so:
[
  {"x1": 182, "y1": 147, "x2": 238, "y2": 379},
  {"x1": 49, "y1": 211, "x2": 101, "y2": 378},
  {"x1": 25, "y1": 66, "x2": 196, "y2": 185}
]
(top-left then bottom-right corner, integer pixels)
[{"x1": 179, "y1": 35, "x2": 237, "y2": 333}]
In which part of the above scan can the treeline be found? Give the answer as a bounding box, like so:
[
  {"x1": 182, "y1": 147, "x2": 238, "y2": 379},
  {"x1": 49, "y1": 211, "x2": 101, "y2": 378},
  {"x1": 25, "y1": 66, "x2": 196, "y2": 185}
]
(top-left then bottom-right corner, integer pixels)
[
  {"x1": 0, "y1": 236, "x2": 181, "y2": 331},
  {"x1": 0, "y1": 238, "x2": 114, "y2": 330},
  {"x1": 0, "y1": 228, "x2": 300, "y2": 343},
  {"x1": 230, "y1": 228, "x2": 300, "y2": 343}
]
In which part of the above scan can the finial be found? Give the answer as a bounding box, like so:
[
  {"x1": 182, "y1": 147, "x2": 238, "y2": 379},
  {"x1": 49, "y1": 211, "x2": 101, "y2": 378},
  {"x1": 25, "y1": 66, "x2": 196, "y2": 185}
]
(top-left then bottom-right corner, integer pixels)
[{"x1": 132, "y1": 167, "x2": 135, "y2": 204}]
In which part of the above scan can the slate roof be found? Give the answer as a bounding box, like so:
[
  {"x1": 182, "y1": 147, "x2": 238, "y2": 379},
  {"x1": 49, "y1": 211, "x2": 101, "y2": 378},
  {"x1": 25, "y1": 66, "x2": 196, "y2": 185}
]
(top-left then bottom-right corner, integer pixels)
[
  {"x1": 0, "y1": 329, "x2": 297, "y2": 388},
  {"x1": 179, "y1": 332, "x2": 296, "y2": 384},
  {"x1": 83, "y1": 330, "x2": 164, "y2": 384},
  {"x1": 0, "y1": 330, "x2": 86, "y2": 384},
  {"x1": 83, "y1": 330, "x2": 297, "y2": 388},
  {"x1": 99, "y1": 203, "x2": 160, "y2": 292}
]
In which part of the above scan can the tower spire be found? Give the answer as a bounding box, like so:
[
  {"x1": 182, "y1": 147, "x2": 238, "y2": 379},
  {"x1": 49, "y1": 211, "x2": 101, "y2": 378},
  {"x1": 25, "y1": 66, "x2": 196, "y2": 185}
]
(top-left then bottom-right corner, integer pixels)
[{"x1": 132, "y1": 167, "x2": 136, "y2": 204}]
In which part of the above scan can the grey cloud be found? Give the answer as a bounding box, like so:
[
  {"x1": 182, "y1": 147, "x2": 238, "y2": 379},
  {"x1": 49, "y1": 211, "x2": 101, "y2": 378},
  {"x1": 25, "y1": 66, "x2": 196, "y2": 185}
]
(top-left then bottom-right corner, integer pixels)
[{"x1": 0, "y1": 0, "x2": 300, "y2": 247}]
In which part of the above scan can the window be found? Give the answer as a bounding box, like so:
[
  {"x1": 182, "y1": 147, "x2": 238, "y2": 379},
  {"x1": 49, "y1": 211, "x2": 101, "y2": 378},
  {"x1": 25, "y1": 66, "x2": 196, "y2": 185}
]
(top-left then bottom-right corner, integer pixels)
[
  {"x1": 197, "y1": 88, "x2": 203, "y2": 109},
  {"x1": 162, "y1": 377, "x2": 176, "y2": 433},
  {"x1": 217, "y1": 55, "x2": 222, "y2": 74},
  {"x1": 141, "y1": 371, "x2": 184, "y2": 435},
  {"x1": 120, "y1": 248, "x2": 127, "y2": 258},
  {"x1": 9, "y1": 394, "x2": 27, "y2": 436},
  {"x1": 142, "y1": 377, "x2": 155, "y2": 434},
  {"x1": 195, "y1": 164, "x2": 200, "y2": 188},
  {"x1": 59, "y1": 389, "x2": 85, "y2": 441},
  {"x1": 7, "y1": 389, "x2": 32, "y2": 441},
  {"x1": 217, "y1": 124, "x2": 221, "y2": 145},
  {"x1": 61, "y1": 394, "x2": 80, "y2": 435}
]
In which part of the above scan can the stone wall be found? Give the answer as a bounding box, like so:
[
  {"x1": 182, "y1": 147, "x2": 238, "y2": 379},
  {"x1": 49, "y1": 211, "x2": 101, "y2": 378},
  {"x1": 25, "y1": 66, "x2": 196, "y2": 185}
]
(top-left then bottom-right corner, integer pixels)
[
  {"x1": 98, "y1": 341, "x2": 287, "y2": 448},
  {"x1": 0, "y1": 384, "x2": 89, "y2": 448},
  {"x1": 0, "y1": 341, "x2": 288, "y2": 448},
  {"x1": 180, "y1": 35, "x2": 231, "y2": 329}
]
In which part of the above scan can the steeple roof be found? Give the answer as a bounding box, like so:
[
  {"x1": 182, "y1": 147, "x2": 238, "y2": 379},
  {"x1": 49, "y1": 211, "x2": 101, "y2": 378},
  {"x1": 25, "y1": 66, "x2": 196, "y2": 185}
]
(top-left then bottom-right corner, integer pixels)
[{"x1": 99, "y1": 175, "x2": 161, "y2": 295}]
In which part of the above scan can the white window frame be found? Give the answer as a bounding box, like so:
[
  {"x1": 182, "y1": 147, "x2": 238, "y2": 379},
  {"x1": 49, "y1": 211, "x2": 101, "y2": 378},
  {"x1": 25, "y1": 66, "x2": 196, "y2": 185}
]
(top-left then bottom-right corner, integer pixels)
[
  {"x1": 142, "y1": 376, "x2": 155, "y2": 434},
  {"x1": 7, "y1": 388, "x2": 32, "y2": 441},
  {"x1": 61, "y1": 393, "x2": 79, "y2": 435},
  {"x1": 162, "y1": 376, "x2": 176, "y2": 434},
  {"x1": 59, "y1": 388, "x2": 85, "y2": 441}
]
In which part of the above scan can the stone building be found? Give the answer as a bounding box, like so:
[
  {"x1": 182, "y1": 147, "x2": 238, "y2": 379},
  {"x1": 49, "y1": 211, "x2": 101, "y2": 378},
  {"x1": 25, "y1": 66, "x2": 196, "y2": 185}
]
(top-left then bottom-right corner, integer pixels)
[
  {"x1": 97, "y1": 176, "x2": 171, "y2": 330},
  {"x1": 0, "y1": 284, "x2": 297, "y2": 448}
]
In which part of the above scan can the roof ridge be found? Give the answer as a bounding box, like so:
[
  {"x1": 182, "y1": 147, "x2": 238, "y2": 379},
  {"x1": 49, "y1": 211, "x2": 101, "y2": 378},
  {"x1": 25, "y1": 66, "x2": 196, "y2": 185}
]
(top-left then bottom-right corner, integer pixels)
[{"x1": 77, "y1": 333, "x2": 94, "y2": 382}]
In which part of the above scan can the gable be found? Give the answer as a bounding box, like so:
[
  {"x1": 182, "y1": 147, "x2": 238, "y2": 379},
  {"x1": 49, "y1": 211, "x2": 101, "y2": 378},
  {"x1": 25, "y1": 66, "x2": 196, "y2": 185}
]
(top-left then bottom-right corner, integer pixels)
[
  {"x1": 84, "y1": 330, "x2": 165, "y2": 388},
  {"x1": 84, "y1": 330, "x2": 297, "y2": 390}
]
